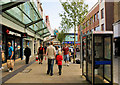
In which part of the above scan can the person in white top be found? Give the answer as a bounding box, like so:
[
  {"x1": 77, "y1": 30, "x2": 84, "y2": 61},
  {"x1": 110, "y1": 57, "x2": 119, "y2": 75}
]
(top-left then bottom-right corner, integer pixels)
[{"x1": 46, "y1": 41, "x2": 56, "y2": 76}]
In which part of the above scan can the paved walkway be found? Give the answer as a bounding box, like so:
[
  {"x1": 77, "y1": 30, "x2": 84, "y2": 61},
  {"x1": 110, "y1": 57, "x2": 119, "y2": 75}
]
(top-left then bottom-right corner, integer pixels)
[
  {"x1": 4, "y1": 59, "x2": 88, "y2": 84},
  {"x1": 2, "y1": 56, "x2": 35, "y2": 78}
]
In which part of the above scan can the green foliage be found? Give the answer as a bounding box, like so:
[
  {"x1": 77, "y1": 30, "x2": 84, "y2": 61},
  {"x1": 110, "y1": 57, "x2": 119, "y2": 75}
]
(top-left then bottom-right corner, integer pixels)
[
  {"x1": 59, "y1": 0, "x2": 88, "y2": 31},
  {"x1": 57, "y1": 30, "x2": 65, "y2": 44}
]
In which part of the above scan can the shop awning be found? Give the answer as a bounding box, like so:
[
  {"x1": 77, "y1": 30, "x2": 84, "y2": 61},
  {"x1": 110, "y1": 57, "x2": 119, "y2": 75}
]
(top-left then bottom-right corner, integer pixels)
[{"x1": 0, "y1": 0, "x2": 50, "y2": 39}]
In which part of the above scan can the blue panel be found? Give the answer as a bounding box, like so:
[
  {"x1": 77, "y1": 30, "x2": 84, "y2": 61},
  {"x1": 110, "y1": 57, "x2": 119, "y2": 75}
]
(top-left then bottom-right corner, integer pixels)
[{"x1": 95, "y1": 61, "x2": 111, "y2": 65}]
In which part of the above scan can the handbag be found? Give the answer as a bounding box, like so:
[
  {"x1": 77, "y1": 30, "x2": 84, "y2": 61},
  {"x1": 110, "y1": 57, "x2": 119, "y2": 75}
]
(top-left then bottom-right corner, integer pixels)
[{"x1": 2, "y1": 52, "x2": 5, "y2": 61}]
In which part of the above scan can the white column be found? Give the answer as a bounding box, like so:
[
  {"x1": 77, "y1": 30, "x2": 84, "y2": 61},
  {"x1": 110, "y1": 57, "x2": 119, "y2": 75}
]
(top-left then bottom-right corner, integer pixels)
[
  {"x1": 31, "y1": 38, "x2": 34, "y2": 57},
  {"x1": 35, "y1": 39, "x2": 40, "y2": 54}
]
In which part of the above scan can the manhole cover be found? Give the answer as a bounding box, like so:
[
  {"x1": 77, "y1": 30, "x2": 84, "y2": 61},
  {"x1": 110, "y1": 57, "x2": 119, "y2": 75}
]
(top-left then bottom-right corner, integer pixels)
[{"x1": 22, "y1": 69, "x2": 32, "y2": 73}]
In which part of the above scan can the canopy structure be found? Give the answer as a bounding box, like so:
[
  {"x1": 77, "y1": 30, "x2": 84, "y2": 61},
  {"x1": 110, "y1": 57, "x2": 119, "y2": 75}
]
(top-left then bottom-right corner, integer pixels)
[{"x1": 0, "y1": 0, "x2": 50, "y2": 39}]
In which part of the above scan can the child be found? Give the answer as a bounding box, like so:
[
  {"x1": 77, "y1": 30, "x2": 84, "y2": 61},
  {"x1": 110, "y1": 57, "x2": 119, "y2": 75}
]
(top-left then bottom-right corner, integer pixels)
[{"x1": 56, "y1": 51, "x2": 63, "y2": 75}]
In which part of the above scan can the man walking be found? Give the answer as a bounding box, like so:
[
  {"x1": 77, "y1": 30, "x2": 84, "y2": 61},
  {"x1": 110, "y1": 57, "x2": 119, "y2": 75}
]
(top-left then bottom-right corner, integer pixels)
[
  {"x1": 24, "y1": 45, "x2": 31, "y2": 64},
  {"x1": 38, "y1": 43, "x2": 44, "y2": 64},
  {"x1": 62, "y1": 44, "x2": 69, "y2": 66},
  {"x1": 7, "y1": 42, "x2": 14, "y2": 72},
  {"x1": 46, "y1": 42, "x2": 56, "y2": 76}
]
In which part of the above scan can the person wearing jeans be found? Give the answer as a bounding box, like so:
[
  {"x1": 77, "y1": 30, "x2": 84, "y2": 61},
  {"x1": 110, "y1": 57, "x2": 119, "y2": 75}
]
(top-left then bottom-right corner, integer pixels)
[
  {"x1": 7, "y1": 42, "x2": 14, "y2": 72},
  {"x1": 62, "y1": 44, "x2": 69, "y2": 66},
  {"x1": 47, "y1": 59, "x2": 54, "y2": 75},
  {"x1": 46, "y1": 42, "x2": 56, "y2": 76}
]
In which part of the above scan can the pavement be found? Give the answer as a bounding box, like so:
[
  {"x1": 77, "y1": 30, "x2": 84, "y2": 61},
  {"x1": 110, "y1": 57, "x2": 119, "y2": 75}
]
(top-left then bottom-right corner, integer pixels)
[
  {"x1": 1, "y1": 53, "x2": 119, "y2": 85},
  {"x1": 2, "y1": 58, "x2": 88, "y2": 84}
]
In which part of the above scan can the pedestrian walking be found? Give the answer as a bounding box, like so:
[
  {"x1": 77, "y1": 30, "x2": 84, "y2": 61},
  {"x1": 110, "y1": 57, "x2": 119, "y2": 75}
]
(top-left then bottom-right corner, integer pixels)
[
  {"x1": 7, "y1": 42, "x2": 14, "y2": 72},
  {"x1": 46, "y1": 41, "x2": 56, "y2": 76},
  {"x1": 56, "y1": 51, "x2": 63, "y2": 75},
  {"x1": 24, "y1": 45, "x2": 31, "y2": 64},
  {"x1": 38, "y1": 43, "x2": 44, "y2": 64},
  {"x1": 62, "y1": 44, "x2": 69, "y2": 66}
]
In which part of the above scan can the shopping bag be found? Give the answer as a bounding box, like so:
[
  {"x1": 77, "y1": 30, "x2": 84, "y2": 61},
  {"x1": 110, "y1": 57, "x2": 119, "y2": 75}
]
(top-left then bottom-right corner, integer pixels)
[
  {"x1": 36, "y1": 57, "x2": 38, "y2": 61},
  {"x1": 45, "y1": 57, "x2": 46, "y2": 60}
]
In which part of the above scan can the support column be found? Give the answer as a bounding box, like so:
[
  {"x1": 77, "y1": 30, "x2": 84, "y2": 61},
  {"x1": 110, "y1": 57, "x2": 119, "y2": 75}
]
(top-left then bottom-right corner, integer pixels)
[
  {"x1": 31, "y1": 38, "x2": 34, "y2": 57},
  {"x1": 35, "y1": 39, "x2": 40, "y2": 55},
  {"x1": 20, "y1": 37, "x2": 23, "y2": 60}
]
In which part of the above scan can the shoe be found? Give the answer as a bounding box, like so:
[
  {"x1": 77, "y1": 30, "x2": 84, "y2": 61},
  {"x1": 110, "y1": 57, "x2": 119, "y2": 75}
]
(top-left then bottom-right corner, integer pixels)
[
  {"x1": 41, "y1": 62, "x2": 42, "y2": 64},
  {"x1": 1, "y1": 67, "x2": 4, "y2": 69},
  {"x1": 39, "y1": 62, "x2": 41, "y2": 64},
  {"x1": 9, "y1": 70, "x2": 12, "y2": 72},
  {"x1": 50, "y1": 74, "x2": 53, "y2": 76},
  {"x1": 67, "y1": 64, "x2": 69, "y2": 66},
  {"x1": 47, "y1": 71, "x2": 49, "y2": 75}
]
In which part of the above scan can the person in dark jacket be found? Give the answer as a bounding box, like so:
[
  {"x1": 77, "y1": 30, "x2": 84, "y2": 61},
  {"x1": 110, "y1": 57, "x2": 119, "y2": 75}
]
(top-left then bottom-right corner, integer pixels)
[
  {"x1": 38, "y1": 43, "x2": 44, "y2": 64},
  {"x1": 24, "y1": 45, "x2": 31, "y2": 64}
]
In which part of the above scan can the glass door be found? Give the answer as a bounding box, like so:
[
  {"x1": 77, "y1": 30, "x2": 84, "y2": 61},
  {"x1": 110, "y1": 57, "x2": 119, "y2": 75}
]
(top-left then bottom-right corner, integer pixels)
[
  {"x1": 82, "y1": 38, "x2": 87, "y2": 76},
  {"x1": 86, "y1": 35, "x2": 92, "y2": 83},
  {"x1": 104, "y1": 36, "x2": 112, "y2": 82}
]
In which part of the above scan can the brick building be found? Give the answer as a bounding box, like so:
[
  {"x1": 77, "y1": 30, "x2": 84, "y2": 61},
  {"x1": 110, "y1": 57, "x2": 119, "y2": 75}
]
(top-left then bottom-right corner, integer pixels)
[{"x1": 78, "y1": 0, "x2": 114, "y2": 42}]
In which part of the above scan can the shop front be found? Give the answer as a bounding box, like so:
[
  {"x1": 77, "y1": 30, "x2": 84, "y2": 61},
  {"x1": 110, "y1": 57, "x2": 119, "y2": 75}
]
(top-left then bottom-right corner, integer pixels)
[{"x1": 2, "y1": 25, "x2": 23, "y2": 63}]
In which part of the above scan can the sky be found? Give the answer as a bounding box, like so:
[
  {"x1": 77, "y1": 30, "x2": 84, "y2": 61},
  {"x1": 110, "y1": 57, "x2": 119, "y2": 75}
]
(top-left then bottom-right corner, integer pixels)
[{"x1": 40, "y1": 0, "x2": 98, "y2": 33}]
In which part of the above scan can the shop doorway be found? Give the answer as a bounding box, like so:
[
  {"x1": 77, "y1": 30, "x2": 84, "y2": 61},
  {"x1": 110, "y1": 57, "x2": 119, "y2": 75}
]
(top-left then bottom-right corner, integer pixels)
[{"x1": 7, "y1": 35, "x2": 21, "y2": 61}]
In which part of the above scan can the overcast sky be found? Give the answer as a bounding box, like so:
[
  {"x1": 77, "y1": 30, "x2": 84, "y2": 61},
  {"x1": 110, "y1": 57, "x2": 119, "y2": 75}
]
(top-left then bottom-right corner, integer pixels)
[{"x1": 40, "y1": 0, "x2": 98, "y2": 33}]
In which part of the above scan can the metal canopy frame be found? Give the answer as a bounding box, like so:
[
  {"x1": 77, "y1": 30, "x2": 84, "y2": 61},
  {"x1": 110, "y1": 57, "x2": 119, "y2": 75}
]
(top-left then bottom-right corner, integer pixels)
[
  {"x1": 40, "y1": 31, "x2": 49, "y2": 36},
  {"x1": 35, "y1": 27, "x2": 47, "y2": 33},
  {"x1": 43, "y1": 34, "x2": 51, "y2": 38},
  {"x1": 25, "y1": 18, "x2": 43, "y2": 28},
  {"x1": 44, "y1": 37, "x2": 55, "y2": 42},
  {"x1": 0, "y1": 0, "x2": 29, "y2": 13}
]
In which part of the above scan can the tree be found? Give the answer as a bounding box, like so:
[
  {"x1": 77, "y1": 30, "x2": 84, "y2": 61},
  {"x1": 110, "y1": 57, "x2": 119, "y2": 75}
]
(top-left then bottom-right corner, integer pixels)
[
  {"x1": 57, "y1": 30, "x2": 65, "y2": 46},
  {"x1": 59, "y1": 0, "x2": 88, "y2": 63}
]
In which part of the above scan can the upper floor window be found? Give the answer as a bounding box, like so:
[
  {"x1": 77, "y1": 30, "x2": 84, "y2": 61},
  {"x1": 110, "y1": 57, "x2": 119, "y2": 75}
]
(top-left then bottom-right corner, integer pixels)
[
  {"x1": 101, "y1": 9, "x2": 104, "y2": 19},
  {"x1": 97, "y1": 12, "x2": 99, "y2": 20},
  {"x1": 95, "y1": 26, "x2": 100, "y2": 31},
  {"x1": 101, "y1": 24, "x2": 104, "y2": 31},
  {"x1": 94, "y1": 14, "x2": 97, "y2": 21},
  {"x1": 91, "y1": 29, "x2": 94, "y2": 32}
]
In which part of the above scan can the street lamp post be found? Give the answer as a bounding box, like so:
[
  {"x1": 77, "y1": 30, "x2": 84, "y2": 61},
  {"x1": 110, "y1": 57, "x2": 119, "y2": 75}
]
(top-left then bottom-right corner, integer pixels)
[{"x1": 73, "y1": 24, "x2": 76, "y2": 63}]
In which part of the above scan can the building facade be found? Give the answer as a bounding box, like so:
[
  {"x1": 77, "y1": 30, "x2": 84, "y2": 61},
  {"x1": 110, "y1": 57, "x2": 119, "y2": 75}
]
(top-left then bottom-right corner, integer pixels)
[{"x1": 78, "y1": 0, "x2": 114, "y2": 42}]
